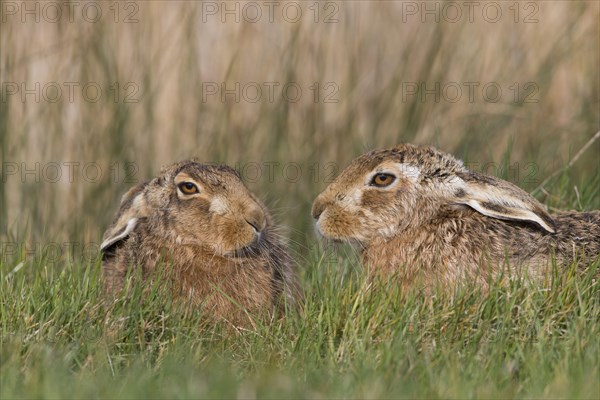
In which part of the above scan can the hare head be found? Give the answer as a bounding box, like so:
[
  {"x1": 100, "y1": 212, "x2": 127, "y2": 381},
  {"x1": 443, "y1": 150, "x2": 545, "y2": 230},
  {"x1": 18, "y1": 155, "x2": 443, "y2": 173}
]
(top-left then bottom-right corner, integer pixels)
[
  {"x1": 101, "y1": 160, "x2": 302, "y2": 322},
  {"x1": 101, "y1": 160, "x2": 268, "y2": 257},
  {"x1": 312, "y1": 143, "x2": 556, "y2": 247}
]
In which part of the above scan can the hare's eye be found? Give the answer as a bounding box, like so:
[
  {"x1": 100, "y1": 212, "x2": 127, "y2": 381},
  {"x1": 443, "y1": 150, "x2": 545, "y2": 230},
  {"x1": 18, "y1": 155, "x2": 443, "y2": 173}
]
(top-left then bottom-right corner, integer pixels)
[
  {"x1": 178, "y1": 182, "x2": 199, "y2": 195},
  {"x1": 371, "y1": 173, "x2": 396, "y2": 187}
]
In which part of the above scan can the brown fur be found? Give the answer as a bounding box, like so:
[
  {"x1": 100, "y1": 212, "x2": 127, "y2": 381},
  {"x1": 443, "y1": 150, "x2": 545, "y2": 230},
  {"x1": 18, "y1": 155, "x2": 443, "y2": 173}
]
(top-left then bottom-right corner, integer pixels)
[
  {"x1": 312, "y1": 143, "x2": 600, "y2": 291},
  {"x1": 101, "y1": 161, "x2": 301, "y2": 326}
]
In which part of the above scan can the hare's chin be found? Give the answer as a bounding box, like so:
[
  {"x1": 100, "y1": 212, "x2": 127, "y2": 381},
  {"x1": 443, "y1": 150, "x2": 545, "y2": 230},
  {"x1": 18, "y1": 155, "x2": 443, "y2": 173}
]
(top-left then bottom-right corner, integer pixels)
[{"x1": 223, "y1": 233, "x2": 264, "y2": 258}]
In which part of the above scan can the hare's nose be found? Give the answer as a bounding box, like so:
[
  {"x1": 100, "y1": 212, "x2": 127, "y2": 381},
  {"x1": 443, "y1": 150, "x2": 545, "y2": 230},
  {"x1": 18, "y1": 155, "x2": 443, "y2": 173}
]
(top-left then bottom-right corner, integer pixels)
[
  {"x1": 311, "y1": 196, "x2": 327, "y2": 220},
  {"x1": 245, "y1": 207, "x2": 266, "y2": 233}
]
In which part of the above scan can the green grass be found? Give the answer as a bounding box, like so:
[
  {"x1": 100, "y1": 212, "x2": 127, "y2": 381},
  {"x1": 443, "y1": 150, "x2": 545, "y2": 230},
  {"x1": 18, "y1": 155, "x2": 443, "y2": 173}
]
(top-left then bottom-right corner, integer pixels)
[{"x1": 2, "y1": 232, "x2": 599, "y2": 398}]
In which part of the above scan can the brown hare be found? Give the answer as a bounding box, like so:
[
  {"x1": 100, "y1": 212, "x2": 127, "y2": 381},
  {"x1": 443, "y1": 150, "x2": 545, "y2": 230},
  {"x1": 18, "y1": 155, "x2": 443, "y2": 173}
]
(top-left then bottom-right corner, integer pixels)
[
  {"x1": 101, "y1": 160, "x2": 301, "y2": 325},
  {"x1": 312, "y1": 143, "x2": 599, "y2": 292}
]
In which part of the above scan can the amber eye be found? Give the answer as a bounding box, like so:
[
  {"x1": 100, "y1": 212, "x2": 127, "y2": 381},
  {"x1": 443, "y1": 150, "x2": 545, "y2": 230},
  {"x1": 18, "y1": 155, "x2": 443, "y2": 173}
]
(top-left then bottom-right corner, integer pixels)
[
  {"x1": 178, "y1": 182, "x2": 199, "y2": 195},
  {"x1": 370, "y1": 173, "x2": 396, "y2": 187}
]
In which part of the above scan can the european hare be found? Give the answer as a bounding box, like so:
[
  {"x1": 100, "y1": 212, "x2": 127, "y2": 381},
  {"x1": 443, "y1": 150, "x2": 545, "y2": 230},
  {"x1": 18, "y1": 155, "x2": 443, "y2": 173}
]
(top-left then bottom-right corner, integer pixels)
[
  {"x1": 312, "y1": 143, "x2": 599, "y2": 291},
  {"x1": 101, "y1": 160, "x2": 301, "y2": 324}
]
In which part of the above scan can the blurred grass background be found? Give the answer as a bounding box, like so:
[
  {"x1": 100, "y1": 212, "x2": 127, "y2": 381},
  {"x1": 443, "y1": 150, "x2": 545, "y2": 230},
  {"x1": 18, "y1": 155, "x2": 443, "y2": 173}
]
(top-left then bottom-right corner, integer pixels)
[{"x1": 1, "y1": 1, "x2": 599, "y2": 254}]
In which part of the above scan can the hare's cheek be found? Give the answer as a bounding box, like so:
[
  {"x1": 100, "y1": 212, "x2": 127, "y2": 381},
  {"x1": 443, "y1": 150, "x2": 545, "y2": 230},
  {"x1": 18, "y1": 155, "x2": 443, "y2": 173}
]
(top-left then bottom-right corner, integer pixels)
[
  {"x1": 233, "y1": 222, "x2": 258, "y2": 248},
  {"x1": 365, "y1": 209, "x2": 402, "y2": 238},
  {"x1": 214, "y1": 218, "x2": 257, "y2": 251},
  {"x1": 208, "y1": 219, "x2": 236, "y2": 252},
  {"x1": 361, "y1": 190, "x2": 399, "y2": 213}
]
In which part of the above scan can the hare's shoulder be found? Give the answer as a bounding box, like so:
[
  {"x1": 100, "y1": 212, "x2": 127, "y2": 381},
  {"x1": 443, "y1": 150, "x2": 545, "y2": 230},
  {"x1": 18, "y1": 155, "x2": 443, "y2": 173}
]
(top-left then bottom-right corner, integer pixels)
[
  {"x1": 551, "y1": 210, "x2": 600, "y2": 256},
  {"x1": 554, "y1": 210, "x2": 600, "y2": 226}
]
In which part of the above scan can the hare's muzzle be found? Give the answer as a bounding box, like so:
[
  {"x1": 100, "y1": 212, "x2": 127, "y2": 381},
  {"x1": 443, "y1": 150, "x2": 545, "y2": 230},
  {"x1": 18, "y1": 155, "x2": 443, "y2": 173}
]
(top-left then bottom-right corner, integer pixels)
[
  {"x1": 311, "y1": 195, "x2": 327, "y2": 220},
  {"x1": 244, "y1": 206, "x2": 266, "y2": 234}
]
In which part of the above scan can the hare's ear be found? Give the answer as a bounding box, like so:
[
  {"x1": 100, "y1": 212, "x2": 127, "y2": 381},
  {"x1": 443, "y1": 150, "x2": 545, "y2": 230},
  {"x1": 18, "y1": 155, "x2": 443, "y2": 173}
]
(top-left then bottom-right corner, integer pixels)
[
  {"x1": 451, "y1": 172, "x2": 556, "y2": 233},
  {"x1": 101, "y1": 182, "x2": 151, "y2": 252}
]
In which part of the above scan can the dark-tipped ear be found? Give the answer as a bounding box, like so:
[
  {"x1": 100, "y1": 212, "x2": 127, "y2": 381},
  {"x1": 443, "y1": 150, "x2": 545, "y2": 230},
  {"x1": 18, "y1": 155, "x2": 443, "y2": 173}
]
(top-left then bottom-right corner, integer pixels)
[
  {"x1": 101, "y1": 182, "x2": 150, "y2": 252},
  {"x1": 452, "y1": 172, "x2": 556, "y2": 233}
]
